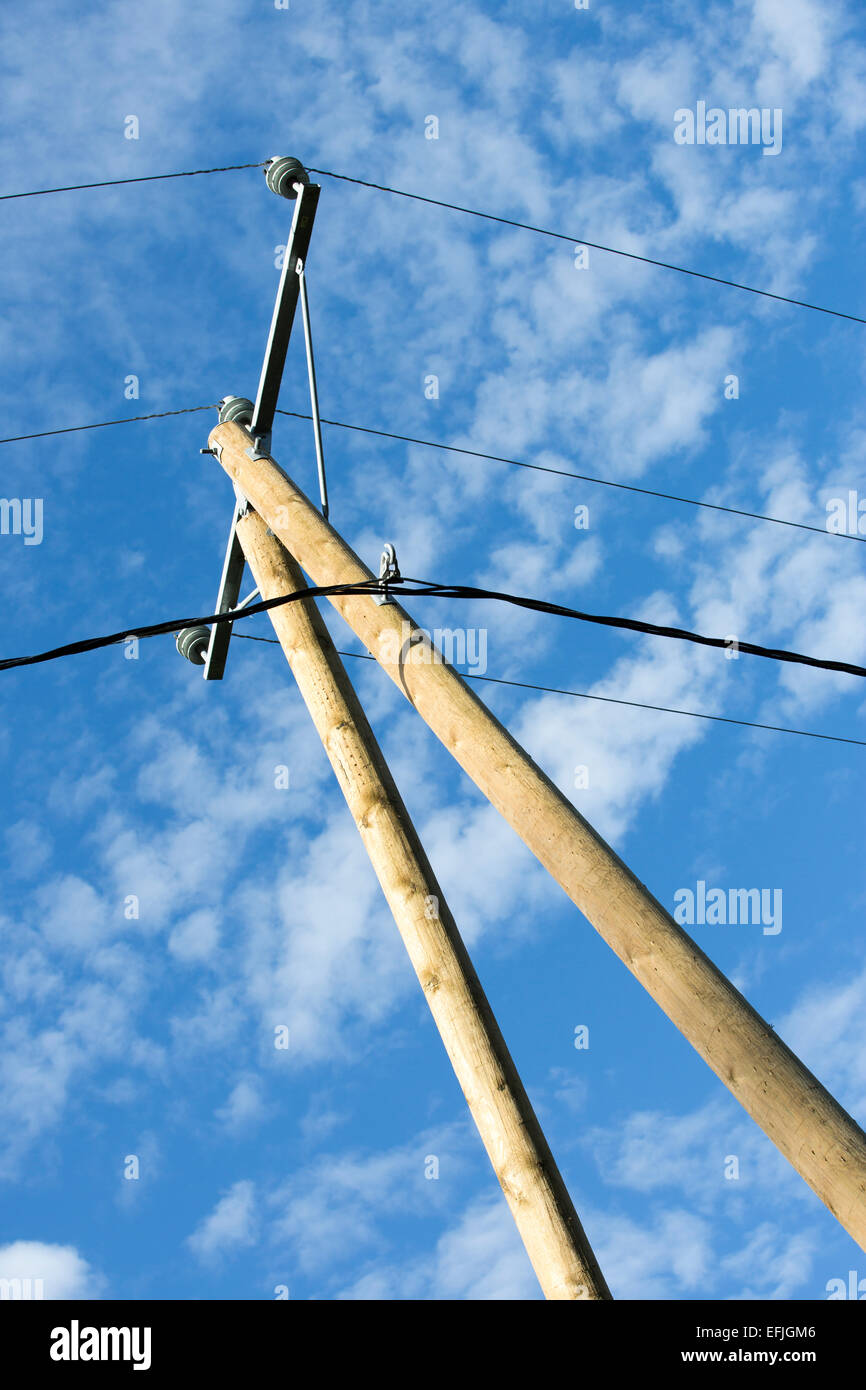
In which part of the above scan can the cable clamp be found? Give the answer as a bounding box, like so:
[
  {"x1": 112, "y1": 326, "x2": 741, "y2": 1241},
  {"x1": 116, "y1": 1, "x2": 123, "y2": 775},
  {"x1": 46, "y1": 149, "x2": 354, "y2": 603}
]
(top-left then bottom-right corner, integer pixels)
[{"x1": 374, "y1": 543, "x2": 400, "y2": 605}]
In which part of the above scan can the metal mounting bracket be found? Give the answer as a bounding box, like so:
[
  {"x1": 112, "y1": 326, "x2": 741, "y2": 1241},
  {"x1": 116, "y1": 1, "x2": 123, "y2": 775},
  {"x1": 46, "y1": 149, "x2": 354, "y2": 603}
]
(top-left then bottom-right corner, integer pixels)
[
  {"x1": 245, "y1": 432, "x2": 273, "y2": 462},
  {"x1": 202, "y1": 499, "x2": 248, "y2": 681},
  {"x1": 232, "y1": 482, "x2": 253, "y2": 518},
  {"x1": 374, "y1": 543, "x2": 400, "y2": 606}
]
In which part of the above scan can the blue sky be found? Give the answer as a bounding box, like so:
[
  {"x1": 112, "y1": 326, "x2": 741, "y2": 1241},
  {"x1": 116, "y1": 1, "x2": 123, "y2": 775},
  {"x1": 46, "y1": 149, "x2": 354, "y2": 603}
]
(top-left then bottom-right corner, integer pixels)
[{"x1": 1, "y1": 0, "x2": 865, "y2": 1301}]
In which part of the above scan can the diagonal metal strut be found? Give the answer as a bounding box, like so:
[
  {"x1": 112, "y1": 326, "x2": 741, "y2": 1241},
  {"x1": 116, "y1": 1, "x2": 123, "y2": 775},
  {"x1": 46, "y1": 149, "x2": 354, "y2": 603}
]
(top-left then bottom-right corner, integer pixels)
[{"x1": 251, "y1": 179, "x2": 320, "y2": 444}]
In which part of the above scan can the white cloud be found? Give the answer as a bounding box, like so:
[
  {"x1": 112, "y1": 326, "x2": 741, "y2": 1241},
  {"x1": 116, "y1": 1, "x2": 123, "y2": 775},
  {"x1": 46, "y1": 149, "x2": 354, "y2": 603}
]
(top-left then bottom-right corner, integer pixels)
[
  {"x1": 168, "y1": 909, "x2": 220, "y2": 963},
  {"x1": 187, "y1": 1181, "x2": 257, "y2": 1262},
  {"x1": 0, "y1": 1241, "x2": 103, "y2": 1299},
  {"x1": 582, "y1": 1123, "x2": 821, "y2": 1299},
  {"x1": 752, "y1": 0, "x2": 832, "y2": 87},
  {"x1": 593, "y1": 1207, "x2": 714, "y2": 1300},
  {"x1": 578, "y1": 944, "x2": 866, "y2": 1300},
  {"x1": 169, "y1": 985, "x2": 245, "y2": 1058},
  {"x1": 339, "y1": 1193, "x2": 540, "y2": 1301},
  {"x1": 721, "y1": 1223, "x2": 816, "y2": 1300},
  {"x1": 512, "y1": 637, "x2": 714, "y2": 845},
  {"x1": 3, "y1": 819, "x2": 52, "y2": 879},
  {"x1": 586, "y1": 1097, "x2": 799, "y2": 1211},
  {"x1": 235, "y1": 810, "x2": 412, "y2": 1065},
  {"x1": 215, "y1": 1076, "x2": 267, "y2": 1135},
  {"x1": 424, "y1": 1194, "x2": 541, "y2": 1299},
  {"x1": 778, "y1": 966, "x2": 866, "y2": 1121},
  {"x1": 420, "y1": 798, "x2": 556, "y2": 949},
  {"x1": 0, "y1": 941, "x2": 154, "y2": 1178},
  {"x1": 34, "y1": 875, "x2": 112, "y2": 953},
  {"x1": 268, "y1": 1120, "x2": 475, "y2": 1280}
]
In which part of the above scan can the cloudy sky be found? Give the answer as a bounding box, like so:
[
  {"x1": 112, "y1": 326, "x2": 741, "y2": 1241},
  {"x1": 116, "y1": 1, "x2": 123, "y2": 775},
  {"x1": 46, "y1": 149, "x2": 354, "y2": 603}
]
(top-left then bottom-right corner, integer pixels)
[{"x1": 1, "y1": 0, "x2": 865, "y2": 1301}]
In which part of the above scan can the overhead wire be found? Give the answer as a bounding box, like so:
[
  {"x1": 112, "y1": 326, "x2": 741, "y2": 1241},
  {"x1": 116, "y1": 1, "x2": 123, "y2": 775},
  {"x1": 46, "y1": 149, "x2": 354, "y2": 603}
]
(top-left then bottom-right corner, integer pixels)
[
  {"x1": 0, "y1": 405, "x2": 217, "y2": 445},
  {"x1": 2, "y1": 159, "x2": 863, "y2": 733},
  {"x1": 400, "y1": 579, "x2": 866, "y2": 678},
  {"x1": 233, "y1": 634, "x2": 866, "y2": 748},
  {"x1": 1, "y1": 156, "x2": 861, "y2": 324},
  {"x1": 2, "y1": 575, "x2": 864, "y2": 678},
  {"x1": 307, "y1": 166, "x2": 866, "y2": 326},
  {"x1": 0, "y1": 404, "x2": 858, "y2": 546},
  {"x1": 0, "y1": 579, "x2": 385, "y2": 672},
  {"x1": 3, "y1": 154, "x2": 861, "y2": 540},
  {"x1": 0, "y1": 162, "x2": 265, "y2": 202},
  {"x1": 276, "y1": 409, "x2": 863, "y2": 544}
]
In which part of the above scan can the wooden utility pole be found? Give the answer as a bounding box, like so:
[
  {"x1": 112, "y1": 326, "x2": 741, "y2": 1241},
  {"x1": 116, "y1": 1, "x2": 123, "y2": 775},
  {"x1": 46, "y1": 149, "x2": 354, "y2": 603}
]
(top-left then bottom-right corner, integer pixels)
[
  {"x1": 233, "y1": 502, "x2": 611, "y2": 1301},
  {"x1": 210, "y1": 419, "x2": 866, "y2": 1250}
]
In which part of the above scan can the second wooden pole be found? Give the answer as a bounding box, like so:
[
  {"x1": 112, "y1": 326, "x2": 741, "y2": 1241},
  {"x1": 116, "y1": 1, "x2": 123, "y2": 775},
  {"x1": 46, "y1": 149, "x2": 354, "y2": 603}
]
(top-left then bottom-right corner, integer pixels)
[
  {"x1": 209, "y1": 420, "x2": 866, "y2": 1250},
  {"x1": 234, "y1": 504, "x2": 611, "y2": 1301}
]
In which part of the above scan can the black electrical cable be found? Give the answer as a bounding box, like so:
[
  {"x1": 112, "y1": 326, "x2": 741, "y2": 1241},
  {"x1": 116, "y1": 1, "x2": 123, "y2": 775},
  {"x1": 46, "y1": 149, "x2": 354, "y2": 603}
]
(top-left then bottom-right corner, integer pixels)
[
  {"x1": 0, "y1": 405, "x2": 217, "y2": 445},
  {"x1": 2, "y1": 576, "x2": 864, "y2": 680},
  {"x1": 0, "y1": 580, "x2": 385, "y2": 672},
  {"x1": 276, "y1": 409, "x2": 863, "y2": 544},
  {"x1": 398, "y1": 577, "x2": 866, "y2": 678},
  {"x1": 307, "y1": 167, "x2": 866, "y2": 327},
  {"x1": 232, "y1": 636, "x2": 866, "y2": 748},
  {"x1": 2, "y1": 154, "x2": 860, "y2": 326},
  {"x1": 1, "y1": 403, "x2": 851, "y2": 548},
  {"x1": 0, "y1": 162, "x2": 265, "y2": 202}
]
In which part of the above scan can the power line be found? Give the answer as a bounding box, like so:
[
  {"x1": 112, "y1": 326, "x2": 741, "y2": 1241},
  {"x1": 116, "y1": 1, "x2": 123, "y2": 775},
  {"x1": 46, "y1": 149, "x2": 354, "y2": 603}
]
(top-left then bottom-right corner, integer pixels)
[
  {"x1": 3, "y1": 154, "x2": 860, "y2": 326},
  {"x1": 235, "y1": 635, "x2": 865, "y2": 748},
  {"x1": 2, "y1": 575, "x2": 864, "y2": 679},
  {"x1": 0, "y1": 404, "x2": 216, "y2": 445},
  {"x1": 231, "y1": 576, "x2": 866, "y2": 679},
  {"x1": 276, "y1": 409, "x2": 863, "y2": 544},
  {"x1": 0, "y1": 579, "x2": 386, "y2": 671},
  {"x1": 308, "y1": 167, "x2": 866, "y2": 326},
  {"x1": 399, "y1": 579, "x2": 866, "y2": 678},
  {"x1": 1, "y1": 402, "x2": 855, "y2": 546},
  {"x1": 0, "y1": 162, "x2": 265, "y2": 202}
]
